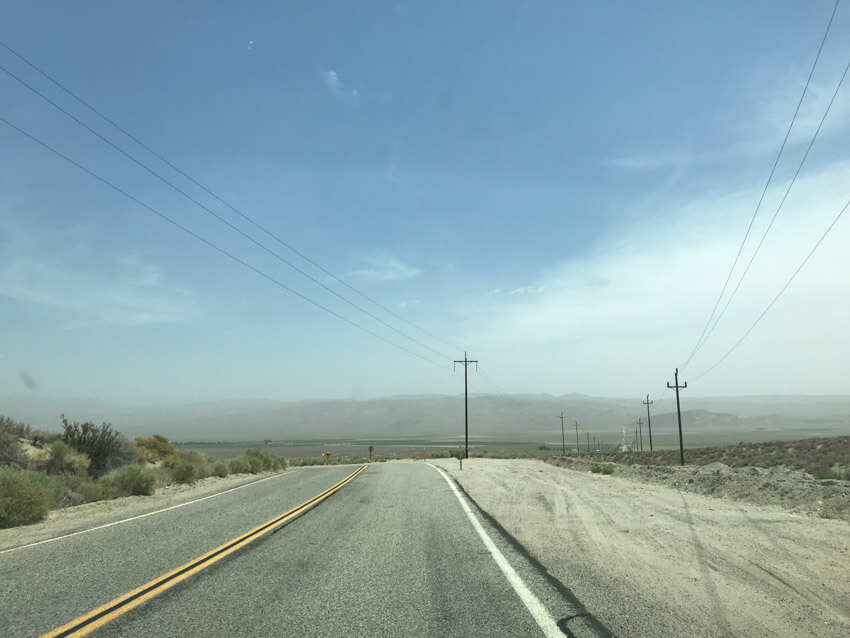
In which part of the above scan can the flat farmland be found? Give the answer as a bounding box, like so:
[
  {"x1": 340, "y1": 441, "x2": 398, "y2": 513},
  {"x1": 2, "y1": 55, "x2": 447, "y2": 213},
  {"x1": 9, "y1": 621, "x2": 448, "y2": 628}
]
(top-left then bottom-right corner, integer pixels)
[{"x1": 174, "y1": 438, "x2": 541, "y2": 462}]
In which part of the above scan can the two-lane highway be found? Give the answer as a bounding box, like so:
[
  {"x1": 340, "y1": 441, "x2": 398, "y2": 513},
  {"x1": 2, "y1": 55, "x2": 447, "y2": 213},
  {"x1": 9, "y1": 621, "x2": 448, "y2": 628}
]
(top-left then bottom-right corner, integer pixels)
[{"x1": 0, "y1": 461, "x2": 610, "y2": 637}]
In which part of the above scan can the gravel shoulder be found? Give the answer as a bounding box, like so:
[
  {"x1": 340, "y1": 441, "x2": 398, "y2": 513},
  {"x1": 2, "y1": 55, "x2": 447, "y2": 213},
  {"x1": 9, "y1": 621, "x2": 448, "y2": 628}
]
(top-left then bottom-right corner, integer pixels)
[{"x1": 431, "y1": 457, "x2": 850, "y2": 638}]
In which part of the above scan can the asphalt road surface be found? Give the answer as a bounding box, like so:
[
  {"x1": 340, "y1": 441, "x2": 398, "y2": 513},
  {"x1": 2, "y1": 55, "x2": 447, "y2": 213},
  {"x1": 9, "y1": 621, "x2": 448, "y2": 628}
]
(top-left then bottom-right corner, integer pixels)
[{"x1": 0, "y1": 461, "x2": 611, "y2": 637}]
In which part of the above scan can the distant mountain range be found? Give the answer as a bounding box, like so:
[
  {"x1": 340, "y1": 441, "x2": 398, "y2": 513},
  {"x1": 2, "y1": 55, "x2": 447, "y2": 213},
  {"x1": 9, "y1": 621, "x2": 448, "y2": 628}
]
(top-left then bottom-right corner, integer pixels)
[{"x1": 2, "y1": 393, "x2": 849, "y2": 443}]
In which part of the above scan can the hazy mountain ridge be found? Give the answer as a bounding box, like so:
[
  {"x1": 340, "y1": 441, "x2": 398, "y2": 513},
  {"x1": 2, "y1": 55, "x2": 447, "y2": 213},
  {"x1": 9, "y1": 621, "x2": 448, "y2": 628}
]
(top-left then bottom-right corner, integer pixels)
[{"x1": 2, "y1": 393, "x2": 849, "y2": 442}]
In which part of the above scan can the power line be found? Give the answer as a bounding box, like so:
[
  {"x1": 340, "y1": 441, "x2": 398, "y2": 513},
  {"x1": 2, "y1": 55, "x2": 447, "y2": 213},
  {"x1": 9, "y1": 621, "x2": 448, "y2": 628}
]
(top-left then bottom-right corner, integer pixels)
[
  {"x1": 680, "y1": 0, "x2": 841, "y2": 370},
  {"x1": 0, "y1": 38, "x2": 461, "y2": 355},
  {"x1": 685, "y1": 54, "x2": 850, "y2": 370},
  {"x1": 476, "y1": 368, "x2": 544, "y2": 426},
  {"x1": 0, "y1": 113, "x2": 450, "y2": 371},
  {"x1": 0, "y1": 53, "x2": 455, "y2": 362},
  {"x1": 693, "y1": 196, "x2": 849, "y2": 381}
]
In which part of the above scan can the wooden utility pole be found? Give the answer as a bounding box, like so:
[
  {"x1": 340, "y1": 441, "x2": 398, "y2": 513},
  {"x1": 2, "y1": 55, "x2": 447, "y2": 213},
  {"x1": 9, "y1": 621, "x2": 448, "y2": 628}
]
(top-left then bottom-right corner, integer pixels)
[
  {"x1": 643, "y1": 394, "x2": 654, "y2": 451},
  {"x1": 560, "y1": 411, "x2": 567, "y2": 456},
  {"x1": 637, "y1": 418, "x2": 643, "y2": 451},
  {"x1": 454, "y1": 352, "x2": 478, "y2": 459},
  {"x1": 574, "y1": 420, "x2": 580, "y2": 453},
  {"x1": 586, "y1": 432, "x2": 591, "y2": 452},
  {"x1": 667, "y1": 368, "x2": 688, "y2": 466}
]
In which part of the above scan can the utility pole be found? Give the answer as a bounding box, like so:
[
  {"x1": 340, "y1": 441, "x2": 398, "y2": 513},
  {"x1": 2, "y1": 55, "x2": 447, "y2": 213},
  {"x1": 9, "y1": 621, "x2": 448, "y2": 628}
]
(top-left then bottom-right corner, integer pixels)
[
  {"x1": 643, "y1": 394, "x2": 654, "y2": 451},
  {"x1": 560, "y1": 411, "x2": 566, "y2": 456},
  {"x1": 667, "y1": 368, "x2": 688, "y2": 466},
  {"x1": 454, "y1": 352, "x2": 478, "y2": 459},
  {"x1": 574, "y1": 420, "x2": 580, "y2": 453},
  {"x1": 586, "y1": 432, "x2": 591, "y2": 452},
  {"x1": 637, "y1": 418, "x2": 643, "y2": 451}
]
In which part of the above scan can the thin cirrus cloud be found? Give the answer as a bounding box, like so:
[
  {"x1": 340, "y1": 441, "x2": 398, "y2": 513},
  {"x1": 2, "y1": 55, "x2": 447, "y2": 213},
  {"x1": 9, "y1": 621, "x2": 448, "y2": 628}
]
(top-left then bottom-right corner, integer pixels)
[
  {"x1": 0, "y1": 252, "x2": 197, "y2": 327},
  {"x1": 344, "y1": 254, "x2": 421, "y2": 282}
]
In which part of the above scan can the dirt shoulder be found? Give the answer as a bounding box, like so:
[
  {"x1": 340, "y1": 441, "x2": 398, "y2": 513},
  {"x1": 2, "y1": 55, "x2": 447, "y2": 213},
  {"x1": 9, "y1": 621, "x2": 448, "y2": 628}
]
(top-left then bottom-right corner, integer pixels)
[
  {"x1": 431, "y1": 457, "x2": 850, "y2": 638},
  {"x1": 0, "y1": 470, "x2": 288, "y2": 552}
]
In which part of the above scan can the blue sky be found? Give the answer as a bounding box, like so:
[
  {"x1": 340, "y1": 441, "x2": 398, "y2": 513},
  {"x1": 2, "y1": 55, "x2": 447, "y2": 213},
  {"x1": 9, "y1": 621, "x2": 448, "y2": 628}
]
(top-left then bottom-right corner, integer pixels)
[{"x1": 1, "y1": 1, "x2": 849, "y2": 405}]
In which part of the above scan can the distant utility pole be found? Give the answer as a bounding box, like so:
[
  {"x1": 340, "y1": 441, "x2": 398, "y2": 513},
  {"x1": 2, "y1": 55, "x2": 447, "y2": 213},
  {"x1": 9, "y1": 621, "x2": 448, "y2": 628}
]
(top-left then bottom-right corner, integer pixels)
[
  {"x1": 574, "y1": 420, "x2": 580, "y2": 453},
  {"x1": 667, "y1": 368, "x2": 688, "y2": 466},
  {"x1": 560, "y1": 411, "x2": 567, "y2": 456},
  {"x1": 643, "y1": 394, "x2": 654, "y2": 451},
  {"x1": 637, "y1": 418, "x2": 643, "y2": 451},
  {"x1": 454, "y1": 352, "x2": 478, "y2": 459},
  {"x1": 586, "y1": 432, "x2": 591, "y2": 452}
]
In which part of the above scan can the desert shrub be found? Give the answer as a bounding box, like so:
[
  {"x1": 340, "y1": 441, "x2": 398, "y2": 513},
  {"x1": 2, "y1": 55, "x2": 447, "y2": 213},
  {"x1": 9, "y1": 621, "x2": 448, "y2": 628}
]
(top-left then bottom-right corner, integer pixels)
[
  {"x1": 244, "y1": 447, "x2": 275, "y2": 471},
  {"x1": 169, "y1": 459, "x2": 198, "y2": 484},
  {"x1": 30, "y1": 429, "x2": 59, "y2": 447},
  {"x1": 107, "y1": 464, "x2": 157, "y2": 496},
  {"x1": 0, "y1": 430, "x2": 24, "y2": 469},
  {"x1": 245, "y1": 455, "x2": 263, "y2": 474},
  {"x1": 229, "y1": 457, "x2": 250, "y2": 474},
  {"x1": 71, "y1": 476, "x2": 106, "y2": 503},
  {"x1": 163, "y1": 449, "x2": 213, "y2": 483},
  {"x1": 590, "y1": 463, "x2": 614, "y2": 475},
  {"x1": 212, "y1": 462, "x2": 229, "y2": 478},
  {"x1": 61, "y1": 415, "x2": 127, "y2": 478},
  {"x1": 134, "y1": 434, "x2": 177, "y2": 462},
  {"x1": 0, "y1": 468, "x2": 53, "y2": 527},
  {"x1": 811, "y1": 468, "x2": 842, "y2": 481},
  {"x1": 43, "y1": 440, "x2": 91, "y2": 476},
  {"x1": 0, "y1": 415, "x2": 31, "y2": 438}
]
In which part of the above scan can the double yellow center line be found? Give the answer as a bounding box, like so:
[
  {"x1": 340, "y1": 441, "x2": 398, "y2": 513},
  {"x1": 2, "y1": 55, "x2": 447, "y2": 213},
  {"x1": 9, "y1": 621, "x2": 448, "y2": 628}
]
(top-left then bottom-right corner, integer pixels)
[{"x1": 41, "y1": 465, "x2": 368, "y2": 638}]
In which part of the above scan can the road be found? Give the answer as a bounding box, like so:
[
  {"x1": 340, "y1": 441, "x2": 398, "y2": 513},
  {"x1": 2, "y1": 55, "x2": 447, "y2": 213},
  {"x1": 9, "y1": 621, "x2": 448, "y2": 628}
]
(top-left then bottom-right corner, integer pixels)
[{"x1": 0, "y1": 461, "x2": 610, "y2": 637}]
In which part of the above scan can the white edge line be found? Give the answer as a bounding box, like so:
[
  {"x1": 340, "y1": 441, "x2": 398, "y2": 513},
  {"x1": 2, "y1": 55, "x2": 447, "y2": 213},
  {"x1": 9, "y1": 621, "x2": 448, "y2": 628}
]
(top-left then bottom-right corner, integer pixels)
[
  {"x1": 0, "y1": 471, "x2": 289, "y2": 555},
  {"x1": 426, "y1": 462, "x2": 563, "y2": 638}
]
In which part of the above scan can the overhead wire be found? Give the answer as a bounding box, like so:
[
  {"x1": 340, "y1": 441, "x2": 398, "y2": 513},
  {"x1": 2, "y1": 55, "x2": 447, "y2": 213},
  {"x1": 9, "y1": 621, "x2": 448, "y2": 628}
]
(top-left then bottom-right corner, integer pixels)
[
  {"x1": 685, "y1": 54, "x2": 850, "y2": 371},
  {"x1": 0, "y1": 113, "x2": 450, "y2": 371},
  {"x1": 679, "y1": 0, "x2": 841, "y2": 370},
  {"x1": 693, "y1": 195, "x2": 849, "y2": 380},
  {"x1": 0, "y1": 48, "x2": 456, "y2": 361}
]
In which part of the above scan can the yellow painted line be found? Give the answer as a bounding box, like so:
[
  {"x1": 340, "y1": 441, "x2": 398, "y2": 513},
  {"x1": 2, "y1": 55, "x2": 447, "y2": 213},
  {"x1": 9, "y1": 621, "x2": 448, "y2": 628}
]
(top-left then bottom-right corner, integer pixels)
[{"x1": 40, "y1": 465, "x2": 367, "y2": 638}]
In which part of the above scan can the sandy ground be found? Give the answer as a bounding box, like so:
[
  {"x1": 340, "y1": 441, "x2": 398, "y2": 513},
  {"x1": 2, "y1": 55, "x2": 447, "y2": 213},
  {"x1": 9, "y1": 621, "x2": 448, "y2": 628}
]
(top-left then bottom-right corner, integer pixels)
[
  {"x1": 430, "y1": 458, "x2": 850, "y2": 638},
  {"x1": 0, "y1": 470, "x2": 288, "y2": 552}
]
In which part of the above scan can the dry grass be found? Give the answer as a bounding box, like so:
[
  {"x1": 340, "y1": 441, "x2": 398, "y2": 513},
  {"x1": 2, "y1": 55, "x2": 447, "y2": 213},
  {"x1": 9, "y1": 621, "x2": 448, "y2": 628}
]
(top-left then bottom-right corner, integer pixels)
[{"x1": 586, "y1": 434, "x2": 850, "y2": 479}]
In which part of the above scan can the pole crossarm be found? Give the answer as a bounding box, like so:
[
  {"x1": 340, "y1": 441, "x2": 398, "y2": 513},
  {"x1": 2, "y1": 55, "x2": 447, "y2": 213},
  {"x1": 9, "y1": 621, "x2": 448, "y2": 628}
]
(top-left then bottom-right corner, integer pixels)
[{"x1": 667, "y1": 368, "x2": 688, "y2": 466}]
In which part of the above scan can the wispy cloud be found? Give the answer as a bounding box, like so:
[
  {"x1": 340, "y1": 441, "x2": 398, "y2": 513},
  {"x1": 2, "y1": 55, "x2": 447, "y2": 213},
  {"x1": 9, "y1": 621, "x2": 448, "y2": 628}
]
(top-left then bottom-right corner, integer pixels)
[
  {"x1": 323, "y1": 69, "x2": 339, "y2": 89},
  {"x1": 609, "y1": 152, "x2": 692, "y2": 171},
  {"x1": 321, "y1": 68, "x2": 361, "y2": 101},
  {"x1": 463, "y1": 161, "x2": 850, "y2": 396},
  {"x1": 0, "y1": 231, "x2": 198, "y2": 326},
  {"x1": 345, "y1": 254, "x2": 421, "y2": 282}
]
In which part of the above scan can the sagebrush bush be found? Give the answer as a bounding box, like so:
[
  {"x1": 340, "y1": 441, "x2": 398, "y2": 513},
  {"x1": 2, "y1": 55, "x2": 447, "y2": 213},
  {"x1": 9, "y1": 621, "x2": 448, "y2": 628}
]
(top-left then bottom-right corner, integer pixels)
[
  {"x1": 244, "y1": 447, "x2": 274, "y2": 471},
  {"x1": 229, "y1": 457, "x2": 250, "y2": 474},
  {"x1": 43, "y1": 440, "x2": 91, "y2": 476},
  {"x1": 245, "y1": 455, "x2": 263, "y2": 474},
  {"x1": 212, "y1": 462, "x2": 229, "y2": 478},
  {"x1": 108, "y1": 464, "x2": 157, "y2": 496},
  {"x1": 0, "y1": 430, "x2": 24, "y2": 469},
  {"x1": 0, "y1": 469, "x2": 53, "y2": 528},
  {"x1": 134, "y1": 434, "x2": 177, "y2": 462},
  {"x1": 169, "y1": 459, "x2": 198, "y2": 484}
]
